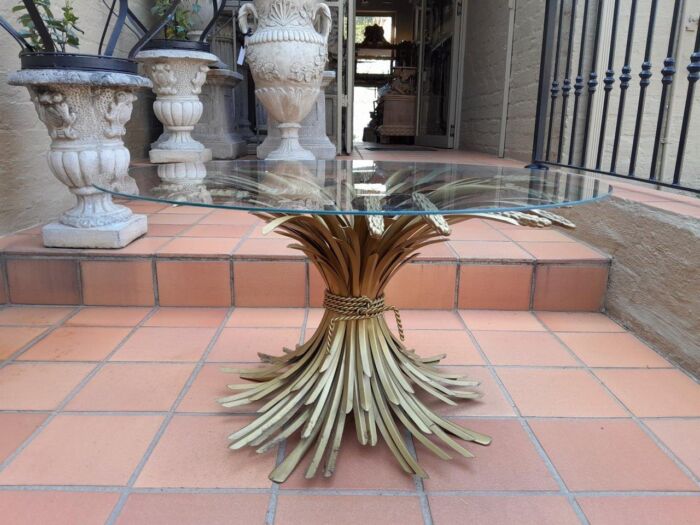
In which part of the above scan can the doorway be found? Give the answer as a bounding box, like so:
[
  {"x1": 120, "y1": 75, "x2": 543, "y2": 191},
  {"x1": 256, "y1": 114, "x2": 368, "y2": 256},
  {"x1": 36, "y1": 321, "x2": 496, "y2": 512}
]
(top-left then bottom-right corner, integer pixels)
[
  {"x1": 226, "y1": 0, "x2": 465, "y2": 157},
  {"x1": 344, "y1": 0, "x2": 465, "y2": 153}
]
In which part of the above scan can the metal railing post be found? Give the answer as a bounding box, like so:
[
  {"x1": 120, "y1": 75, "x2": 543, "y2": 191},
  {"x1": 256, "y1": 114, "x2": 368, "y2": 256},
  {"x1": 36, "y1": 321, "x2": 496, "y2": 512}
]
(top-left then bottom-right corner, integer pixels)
[
  {"x1": 528, "y1": 0, "x2": 558, "y2": 169},
  {"x1": 673, "y1": 20, "x2": 700, "y2": 186}
]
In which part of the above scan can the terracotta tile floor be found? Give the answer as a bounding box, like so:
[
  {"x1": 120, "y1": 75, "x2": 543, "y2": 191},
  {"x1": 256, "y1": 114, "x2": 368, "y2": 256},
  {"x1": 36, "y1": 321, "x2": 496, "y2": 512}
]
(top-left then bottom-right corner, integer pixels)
[{"x1": 0, "y1": 305, "x2": 698, "y2": 525}]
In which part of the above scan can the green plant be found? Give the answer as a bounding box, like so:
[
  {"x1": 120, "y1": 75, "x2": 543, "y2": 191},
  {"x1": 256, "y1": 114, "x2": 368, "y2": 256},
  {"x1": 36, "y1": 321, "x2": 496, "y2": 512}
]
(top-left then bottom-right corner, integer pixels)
[
  {"x1": 152, "y1": 0, "x2": 201, "y2": 40},
  {"x1": 13, "y1": 0, "x2": 83, "y2": 52}
]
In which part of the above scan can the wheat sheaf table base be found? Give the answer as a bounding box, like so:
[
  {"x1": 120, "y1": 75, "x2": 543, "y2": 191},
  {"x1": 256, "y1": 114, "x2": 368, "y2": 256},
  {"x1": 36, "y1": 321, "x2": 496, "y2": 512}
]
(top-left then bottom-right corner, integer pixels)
[{"x1": 220, "y1": 210, "x2": 572, "y2": 482}]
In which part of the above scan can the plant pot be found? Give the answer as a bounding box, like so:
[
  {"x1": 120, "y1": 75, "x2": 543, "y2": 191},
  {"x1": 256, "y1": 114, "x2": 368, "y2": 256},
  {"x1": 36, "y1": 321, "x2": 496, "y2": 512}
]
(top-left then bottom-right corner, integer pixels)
[
  {"x1": 8, "y1": 68, "x2": 151, "y2": 248},
  {"x1": 136, "y1": 48, "x2": 218, "y2": 163},
  {"x1": 19, "y1": 52, "x2": 138, "y2": 74},
  {"x1": 239, "y1": 0, "x2": 332, "y2": 160}
]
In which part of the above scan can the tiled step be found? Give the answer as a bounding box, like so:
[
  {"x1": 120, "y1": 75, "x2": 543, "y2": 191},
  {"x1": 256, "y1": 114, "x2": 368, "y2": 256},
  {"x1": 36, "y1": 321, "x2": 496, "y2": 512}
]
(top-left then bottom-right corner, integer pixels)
[{"x1": 0, "y1": 202, "x2": 611, "y2": 311}]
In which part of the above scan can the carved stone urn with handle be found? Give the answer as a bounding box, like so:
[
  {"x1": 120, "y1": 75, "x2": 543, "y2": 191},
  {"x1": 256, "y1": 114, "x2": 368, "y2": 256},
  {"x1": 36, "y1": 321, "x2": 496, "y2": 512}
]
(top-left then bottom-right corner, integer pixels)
[
  {"x1": 8, "y1": 69, "x2": 151, "y2": 248},
  {"x1": 239, "y1": 0, "x2": 332, "y2": 160}
]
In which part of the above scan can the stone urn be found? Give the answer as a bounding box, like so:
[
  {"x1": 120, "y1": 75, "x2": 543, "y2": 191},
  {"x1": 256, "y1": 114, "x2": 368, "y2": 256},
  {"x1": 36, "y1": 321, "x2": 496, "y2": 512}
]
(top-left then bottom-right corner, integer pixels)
[
  {"x1": 135, "y1": 49, "x2": 218, "y2": 163},
  {"x1": 258, "y1": 70, "x2": 336, "y2": 160},
  {"x1": 8, "y1": 69, "x2": 151, "y2": 248},
  {"x1": 239, "y1": 0, "x2": 332, "y2": 160}
]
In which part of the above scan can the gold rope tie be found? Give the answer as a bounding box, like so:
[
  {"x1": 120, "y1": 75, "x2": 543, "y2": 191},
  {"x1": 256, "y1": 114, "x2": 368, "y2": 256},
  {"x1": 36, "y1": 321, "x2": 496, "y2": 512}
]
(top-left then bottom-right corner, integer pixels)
[{"x1": 323, "y1": 291, "x2": 404, "y2": 354}]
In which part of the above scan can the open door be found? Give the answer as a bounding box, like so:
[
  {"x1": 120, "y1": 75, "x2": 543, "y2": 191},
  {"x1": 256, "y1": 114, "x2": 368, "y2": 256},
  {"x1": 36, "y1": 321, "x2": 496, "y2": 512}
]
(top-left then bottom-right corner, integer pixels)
[
  {"x1": 343, "y1": 0, "x2": 355, "y2": 155},
  {"x1": 416, "y1": 0, "x2": 464, "y2": 148},
  {"x1": 324, "y1": 0, "x2": 348, "y2": 156},
  {"x1": 326, "y1": 0, "x2": 354, "y2": 155}
]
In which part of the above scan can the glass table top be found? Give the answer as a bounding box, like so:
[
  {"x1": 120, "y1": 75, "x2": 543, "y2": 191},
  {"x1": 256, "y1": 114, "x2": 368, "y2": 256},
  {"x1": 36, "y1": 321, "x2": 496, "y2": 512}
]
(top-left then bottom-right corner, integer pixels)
[{"x1": 97, "y1": 160, "x2": 612, "y2": 216}]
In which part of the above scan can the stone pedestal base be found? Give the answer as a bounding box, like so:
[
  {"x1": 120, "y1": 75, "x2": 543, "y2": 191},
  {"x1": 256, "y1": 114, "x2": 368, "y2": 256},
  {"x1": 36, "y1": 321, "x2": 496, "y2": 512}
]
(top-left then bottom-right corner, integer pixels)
[
  {"x1": 136, "y1": 49, "x2": 218, "y2": 166},
  {"x1": 257, "y1": 130, "x2": 336, "y2": 160},
  {"x1": 297, "y1": 137, "x2": 336, "y2": 160},
  {"x1": 42, "y1": 215, "x2": 147, "y2": 249},
  {"x1": 150, "y1": 148, "x2": 213, "y2": 163},
  {"x1": 193, "y1": 68, "x2": 247, "y2": 159},
  {"x1": 266, "y1": 124, "x2": 315, "y2": 160},
  {"x1": 207, "y1": 138, "x2": 247, "y2": 160},
  {"x1": 258, "y1": 71, "x2": 337, "y2": 160}
]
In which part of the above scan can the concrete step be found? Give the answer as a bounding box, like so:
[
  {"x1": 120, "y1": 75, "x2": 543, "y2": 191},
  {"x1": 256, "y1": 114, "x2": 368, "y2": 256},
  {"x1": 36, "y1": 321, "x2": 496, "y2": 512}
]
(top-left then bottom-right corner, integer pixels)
[{"x1": 0, "y1": 203, "x2": 611, "y2": 311}]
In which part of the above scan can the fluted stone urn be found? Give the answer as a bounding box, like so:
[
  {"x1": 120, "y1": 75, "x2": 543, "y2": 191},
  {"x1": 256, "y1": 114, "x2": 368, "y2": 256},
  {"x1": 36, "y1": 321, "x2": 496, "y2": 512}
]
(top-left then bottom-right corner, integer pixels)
[
  {"x1": 8, "y1": 69, "x2": 151, "y2": 248},
  {"x1": 136, "y1": 49, "x2": 218, "y2": 163},
  {"x1": 239, "y1": 0, "x2": 332, "y2": 160}
]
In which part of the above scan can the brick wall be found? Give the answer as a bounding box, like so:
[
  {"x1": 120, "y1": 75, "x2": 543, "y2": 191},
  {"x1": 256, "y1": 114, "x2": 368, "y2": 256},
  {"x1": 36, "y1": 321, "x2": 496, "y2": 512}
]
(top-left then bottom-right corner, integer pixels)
[
  {"x1": 458, "y1": 0, "x2": 509, "y2": 155},
  {"x1": 459, "y1": 0, "x2": 544, "y2": 162}
]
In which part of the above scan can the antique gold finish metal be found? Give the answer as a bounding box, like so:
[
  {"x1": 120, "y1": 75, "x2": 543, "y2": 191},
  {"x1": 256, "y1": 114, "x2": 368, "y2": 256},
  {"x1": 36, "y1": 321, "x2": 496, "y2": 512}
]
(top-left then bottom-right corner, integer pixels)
[{"x1": 221, "y1": 209, "x2": 574, "y2": 482}]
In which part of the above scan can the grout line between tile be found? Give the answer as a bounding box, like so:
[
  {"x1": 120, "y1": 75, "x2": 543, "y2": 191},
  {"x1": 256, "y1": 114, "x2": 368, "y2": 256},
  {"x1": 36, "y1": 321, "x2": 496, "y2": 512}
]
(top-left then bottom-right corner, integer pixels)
[
  {"x1": 637, "y1": 418, "x2": 700, "y2": 487},
  {"x1": 260, "y1": 313, "x2": 311, "y2": 525},
  {"x1": 0, "y1": 360, "x2": 684, "y2": 371},
  {"x1": 265, "y1": 440, "x2": 287, "y2": 525},
  {"x1": 0, "y1": 307, "x2": 82, "y2": 370},
  {"x1": 304, "y1": 261, "x2": 311, "y2": 308},
  {"x1": 1, "y1": 484, "x2": 699, "y2": 497},
  {"x1": 455, "y1": 311, "x2": 590, "y2": 524},
  {"x1": 404, "y1": 431, "x2": 433, "y2": 525},
  {"x1": 104, "y1": 305, "x2": 240, "y2": 525},
  {"x1": 536, "y1": 310, "x2": 700, "y2": 387},
  {"x1": 75, "y1": 259, "x2": 84, "y2": 305},
  {"x1": 452, "y1": 263, "x2": 460, "y2": 310},
  {"x1": 520, "y1": 420, "x2": 591, "y2": 524},
  {"x1": 151, "y1": 258, "x2": 160, "y2": 306},
  {"x1": 230, "y1": 260, "x2": 236, "y2": 307},
  {"x1": 0, "y1": 258, "x2": 8, "y2": 306},
  {"x1": 1, "y1": 407, "x2": 697, "y2": 423},
  {"x1": 546, "y1": 330, "x2": 700, "y2": 489},
  {"x1": 0, "y1": 306, "x2": 159, "y2": 474},
  {"x1": 529, "y1": 262, "x2": 537, "y2": 310}
]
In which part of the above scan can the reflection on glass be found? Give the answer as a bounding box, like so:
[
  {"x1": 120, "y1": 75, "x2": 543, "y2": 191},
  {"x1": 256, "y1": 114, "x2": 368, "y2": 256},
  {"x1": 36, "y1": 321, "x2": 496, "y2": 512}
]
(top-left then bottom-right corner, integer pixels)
[{"x1": 153, "y1": 162, "x2": 212, "y2": 204}]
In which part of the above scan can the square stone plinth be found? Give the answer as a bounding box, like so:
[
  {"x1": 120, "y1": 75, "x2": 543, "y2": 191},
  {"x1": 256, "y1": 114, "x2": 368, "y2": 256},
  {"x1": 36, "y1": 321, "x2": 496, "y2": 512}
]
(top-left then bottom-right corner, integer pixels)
[
  {"x1": 149, "y1": 148, "x2": 212, "y2": 163},
  {"x1": 42, "y1": 215, "x2": 147, "y2": 249},
  {"x1": 208, "y1": 140, "x2": 247, "y2": 160}
]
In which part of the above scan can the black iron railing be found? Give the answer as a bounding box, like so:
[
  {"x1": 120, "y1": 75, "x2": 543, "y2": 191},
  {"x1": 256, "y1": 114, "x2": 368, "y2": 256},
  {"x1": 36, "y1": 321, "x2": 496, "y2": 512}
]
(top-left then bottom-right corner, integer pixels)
[{"x1": 531, "y1": 0, "x2": 700, "y2": 194}]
